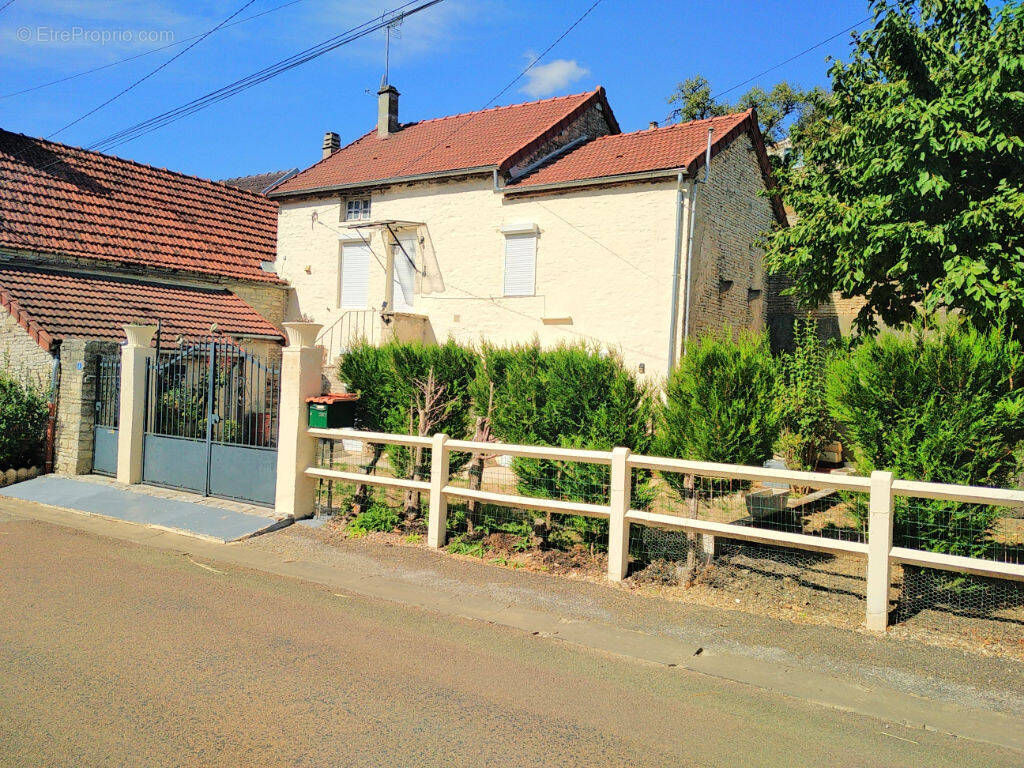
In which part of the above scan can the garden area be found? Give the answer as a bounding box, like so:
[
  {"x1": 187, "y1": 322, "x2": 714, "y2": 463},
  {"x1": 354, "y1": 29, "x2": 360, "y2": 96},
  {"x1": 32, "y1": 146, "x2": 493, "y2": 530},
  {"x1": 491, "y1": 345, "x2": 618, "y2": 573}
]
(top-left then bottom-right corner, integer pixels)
[
  {"x1": 311, "y1": 319, "x2": 1024, "y2": 656},
  {"x1": 0, "y1": 371, "x2": 49, "y2": 486}
]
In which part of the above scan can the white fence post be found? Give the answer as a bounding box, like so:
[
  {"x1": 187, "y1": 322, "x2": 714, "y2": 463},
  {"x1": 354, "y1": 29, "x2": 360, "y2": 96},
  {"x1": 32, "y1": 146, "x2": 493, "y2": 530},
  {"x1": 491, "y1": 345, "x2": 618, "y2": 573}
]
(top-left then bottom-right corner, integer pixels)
[
  {"x1": 607, "y1": 446, "x2": 632, "y2": 581},
  {"x1": 116, "y1": 324, "x2": 157, "y2": 485},
  {"x1": 866, "y1": 470, "x2": 895, "y2": 632},
  {"x1": 274, "y1": 322, "x2": 323, "y2": 520},
  {"x1": 427, "y1": 433, "x2": 449, "y2": 548}
]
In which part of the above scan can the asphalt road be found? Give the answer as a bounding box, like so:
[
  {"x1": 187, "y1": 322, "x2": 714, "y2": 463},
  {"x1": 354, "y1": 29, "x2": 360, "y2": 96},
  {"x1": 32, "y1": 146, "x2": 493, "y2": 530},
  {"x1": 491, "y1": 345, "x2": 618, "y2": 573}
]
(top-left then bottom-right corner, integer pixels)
[{"x1": 1, "y1": 513, "x2": 1020, "y2": 767}]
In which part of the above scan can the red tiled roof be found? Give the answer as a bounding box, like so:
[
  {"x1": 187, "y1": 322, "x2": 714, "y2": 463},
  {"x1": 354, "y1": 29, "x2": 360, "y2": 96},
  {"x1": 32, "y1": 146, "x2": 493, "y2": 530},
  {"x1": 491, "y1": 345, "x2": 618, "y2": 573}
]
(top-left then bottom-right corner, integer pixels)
[
  {"x1": 508, "y1": 109, "x2": 787, "y2": 223},
  {"x1": 0, "y1": 264, "x2": 282, "y2": 350},
  {"x1": 273, "y1": 89, "x2": 614, "y2": 195},
  {"x1": 509, "y1": 111, "x2": 753, "y2": 187},
  {"x1": 0, "y1": 129, "x2": 280, "y2": 283}
]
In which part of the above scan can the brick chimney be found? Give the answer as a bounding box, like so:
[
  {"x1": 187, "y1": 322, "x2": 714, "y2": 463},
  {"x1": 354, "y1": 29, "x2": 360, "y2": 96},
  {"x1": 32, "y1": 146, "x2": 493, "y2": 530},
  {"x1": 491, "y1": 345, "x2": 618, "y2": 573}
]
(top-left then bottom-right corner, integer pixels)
[
  {"x1": 322, "y1": 131, "x2": 340, "y2": 159},
  {"x1": 377, "y1": 85, "x2": 400, "y2": 138}
]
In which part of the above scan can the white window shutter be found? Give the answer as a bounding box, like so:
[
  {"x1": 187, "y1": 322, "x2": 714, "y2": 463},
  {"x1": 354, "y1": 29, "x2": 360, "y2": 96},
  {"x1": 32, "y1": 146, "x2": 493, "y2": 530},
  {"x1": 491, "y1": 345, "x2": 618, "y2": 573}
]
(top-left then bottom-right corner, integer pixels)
[
  {"x1": 503, "y1": 233, "x2": 536, "y2": 297},
  {"x1": 340, "y1": 243, "x2": 370, "y2": 308},
  {"x1": 391, "y1": 236, "x2": 416, "y2": 312}
]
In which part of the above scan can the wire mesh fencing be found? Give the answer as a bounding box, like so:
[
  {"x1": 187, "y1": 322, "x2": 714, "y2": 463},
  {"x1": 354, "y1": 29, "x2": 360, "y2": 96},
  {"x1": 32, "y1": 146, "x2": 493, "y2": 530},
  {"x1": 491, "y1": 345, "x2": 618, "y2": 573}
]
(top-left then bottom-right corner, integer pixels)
[
  {"x1": 304, "y1": 430, "x2": 1024, "y2": 644},
  {"x1": 442, "y1": 447, "x2": 612, "y2": 567},
  {"x1": 890, "y1": 497, "x2": 1024, "y2": 647},
  {"x1": 312, "y1": 437, "x2": 434, "y2": 535},
  {"x1": 626, "y1": 468, "x2": 869, "y2": 626}
]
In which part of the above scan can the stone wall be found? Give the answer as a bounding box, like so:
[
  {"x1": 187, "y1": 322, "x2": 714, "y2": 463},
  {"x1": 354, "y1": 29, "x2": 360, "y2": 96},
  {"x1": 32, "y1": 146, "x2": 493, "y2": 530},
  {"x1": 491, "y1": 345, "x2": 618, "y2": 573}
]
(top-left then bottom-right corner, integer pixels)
[
  {"x1": 505, "y1": 102, "x2": 616, "y2": 179},
  {"x1": 687, "y1": 133, "x2": 777, "y2": 342},
  {"x1": 54, "y1": 339, "x2": 118, "y2": 475},
  {"x1": 0, "y1": 307, "x2": 55, "y2": 390}
]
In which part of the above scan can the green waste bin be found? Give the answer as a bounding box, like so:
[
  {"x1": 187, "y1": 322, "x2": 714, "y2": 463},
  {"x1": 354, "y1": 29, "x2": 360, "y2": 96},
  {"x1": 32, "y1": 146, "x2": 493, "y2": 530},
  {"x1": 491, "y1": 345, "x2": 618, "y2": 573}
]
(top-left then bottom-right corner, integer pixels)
[{"x1": 307, "y1": 393, "x2": 359, "y2": 429}]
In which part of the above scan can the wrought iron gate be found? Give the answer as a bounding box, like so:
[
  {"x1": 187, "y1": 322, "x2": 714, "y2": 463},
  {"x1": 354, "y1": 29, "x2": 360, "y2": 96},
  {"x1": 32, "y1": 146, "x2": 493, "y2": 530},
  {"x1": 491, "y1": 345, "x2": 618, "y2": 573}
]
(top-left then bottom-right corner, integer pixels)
[
  {"x1": 92, "y1": 355, "x2": 120, "y2": 476},
  {"x1": 141, "y1": 337, "x2": 281, "y2": 506}
]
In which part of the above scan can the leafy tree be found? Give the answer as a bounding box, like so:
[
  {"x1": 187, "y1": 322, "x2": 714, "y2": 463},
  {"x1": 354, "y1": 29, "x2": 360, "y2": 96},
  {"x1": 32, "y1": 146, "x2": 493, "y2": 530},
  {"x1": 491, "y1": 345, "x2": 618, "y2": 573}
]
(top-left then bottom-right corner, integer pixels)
[
  {"x1": 667, "y1": 75, "x2": 825, "y2": 145},
  {"x1": 764, "y1": 0, "x2": 1024, "y2": 338}
]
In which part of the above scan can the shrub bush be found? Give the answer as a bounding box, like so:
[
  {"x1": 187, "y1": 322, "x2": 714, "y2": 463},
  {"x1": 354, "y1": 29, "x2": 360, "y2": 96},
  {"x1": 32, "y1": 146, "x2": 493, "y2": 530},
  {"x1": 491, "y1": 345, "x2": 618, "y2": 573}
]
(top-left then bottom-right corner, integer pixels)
[
  {"x1": 657, "y1": 330, "x2": 780, "y2": 491},
  {"x1": 775, "y1": 317, "x2": 838, "y2": 471},
  {"x1": 347, "y1": 503, "x2": 401, "y2": 537},
  {"x1": 472, "y1": 340, "x2": 656, "y2": 549},
  {"x1": 0, "y1": 373, "x2": 48, "y2": 469},
  {"x1": 828, "y1": 321, "x2": 1024, "y2": 556}
]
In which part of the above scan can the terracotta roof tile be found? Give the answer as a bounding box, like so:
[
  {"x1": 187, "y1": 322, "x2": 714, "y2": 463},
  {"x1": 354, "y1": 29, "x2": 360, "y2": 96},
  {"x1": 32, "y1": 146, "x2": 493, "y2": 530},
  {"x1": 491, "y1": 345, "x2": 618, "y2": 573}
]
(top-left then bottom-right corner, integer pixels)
[
  {"x1": 0, "y1": 129, "x2": 280, "y2": 282},
  {"x1": 0, "y1": 264, "x2": 282, "y2": 350},
  {"x1": 273, "y1": 89, "x2": 610, "y2": 195},
  {"x1": 509, "y1": 111, "x2": 753, "y2": 187}
]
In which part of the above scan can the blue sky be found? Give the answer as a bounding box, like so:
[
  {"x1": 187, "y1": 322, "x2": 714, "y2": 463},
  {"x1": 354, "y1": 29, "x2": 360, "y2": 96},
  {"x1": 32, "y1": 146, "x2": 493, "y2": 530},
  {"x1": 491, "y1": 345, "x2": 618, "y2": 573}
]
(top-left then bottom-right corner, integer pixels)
[{"x1": 0, "y1": 0, "x2": 871, "y2": 180}]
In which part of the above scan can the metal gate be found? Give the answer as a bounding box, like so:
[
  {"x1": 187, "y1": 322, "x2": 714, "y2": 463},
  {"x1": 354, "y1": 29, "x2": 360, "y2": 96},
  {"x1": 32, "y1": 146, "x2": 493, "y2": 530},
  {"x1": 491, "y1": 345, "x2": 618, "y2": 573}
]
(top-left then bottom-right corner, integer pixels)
[
  {"x1": 141, "y1": 337, "x2": 280, "y2": 506},
  {"x1": 92, "y1": 355, "x2": 120, "y2": 476}
]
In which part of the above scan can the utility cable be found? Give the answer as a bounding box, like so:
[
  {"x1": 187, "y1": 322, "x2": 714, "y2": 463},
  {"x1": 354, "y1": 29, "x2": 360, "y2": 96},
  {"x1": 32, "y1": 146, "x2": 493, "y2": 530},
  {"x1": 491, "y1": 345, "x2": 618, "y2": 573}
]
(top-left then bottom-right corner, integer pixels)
[
  {"x1": 0, "y1": 0, "x2": 312, "y2": 100},
  {"x1": 48, "y1": 0, "x2": 260, "y2": 139}
]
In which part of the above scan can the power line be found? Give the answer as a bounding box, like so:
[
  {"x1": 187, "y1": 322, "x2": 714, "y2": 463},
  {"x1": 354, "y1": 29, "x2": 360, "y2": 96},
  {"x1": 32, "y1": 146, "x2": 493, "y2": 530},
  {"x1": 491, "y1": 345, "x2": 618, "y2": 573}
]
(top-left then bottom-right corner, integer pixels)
[
  {"x1": 391, "y1": 0, "x2": 607, "y2": 179},
  {"x1": 711, "y1": 14, "x2": 873, "y2": 102},
  {"x1": 0, "y1": 0, "x2": 312, "y2": 101},
  {"x1": 48, "y1": 0, "x2": 260, "y2": 139},
  {"x1": 0, "y1": 1, "x2": 16, "y2": 14},
  {"x1": 87, "y1": 0, "x2": 442, "y2": 154},
  {"x1": 533, "y1": 201, "x2": 661, "y2": 283}
]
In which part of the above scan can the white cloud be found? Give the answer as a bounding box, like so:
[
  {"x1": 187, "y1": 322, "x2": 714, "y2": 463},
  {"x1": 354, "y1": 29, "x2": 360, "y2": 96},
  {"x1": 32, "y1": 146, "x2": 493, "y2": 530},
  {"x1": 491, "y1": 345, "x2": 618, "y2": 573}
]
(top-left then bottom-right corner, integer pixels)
[{"x1": 520, "y1": 56, "x2": 590, "y2": 98}]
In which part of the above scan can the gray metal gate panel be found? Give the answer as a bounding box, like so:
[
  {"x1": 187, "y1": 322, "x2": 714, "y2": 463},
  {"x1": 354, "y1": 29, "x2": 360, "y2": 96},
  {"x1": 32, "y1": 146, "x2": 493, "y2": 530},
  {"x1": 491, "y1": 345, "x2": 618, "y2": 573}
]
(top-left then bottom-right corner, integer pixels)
[
  {"x1": 208, "y1": 443, "x2": 277, "y2": 506},
  {"x1": 92, "y1": 355, "x2": 121, "y2": 476},
  {"x1": 92, "y1": 427, "x2": 118, "y2": 476},
  {"x1": 142, "y1": 434, "x2": 208, "y2": 494},
  {"x1": 140, "y1": 337, "x2": 280, "y2": 505}
]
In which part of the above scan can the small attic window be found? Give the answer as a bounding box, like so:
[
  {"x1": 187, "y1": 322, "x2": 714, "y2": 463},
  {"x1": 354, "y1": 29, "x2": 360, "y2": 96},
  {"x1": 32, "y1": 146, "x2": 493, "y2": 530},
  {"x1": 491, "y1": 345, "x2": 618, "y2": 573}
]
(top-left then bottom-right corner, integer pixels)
[{"x1": 345, "y1": 198, "x2": 371, "y2": 221}]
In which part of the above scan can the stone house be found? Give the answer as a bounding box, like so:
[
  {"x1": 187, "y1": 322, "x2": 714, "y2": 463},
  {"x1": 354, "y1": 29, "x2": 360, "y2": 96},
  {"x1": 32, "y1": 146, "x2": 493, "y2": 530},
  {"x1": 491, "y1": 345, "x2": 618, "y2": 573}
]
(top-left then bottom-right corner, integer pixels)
[
  {"x1": 270, "y1": 85, "x2": 786, "y2": 381},
  {"x1": 0, "y1": 128, "x2": 288, "y2": 475}
]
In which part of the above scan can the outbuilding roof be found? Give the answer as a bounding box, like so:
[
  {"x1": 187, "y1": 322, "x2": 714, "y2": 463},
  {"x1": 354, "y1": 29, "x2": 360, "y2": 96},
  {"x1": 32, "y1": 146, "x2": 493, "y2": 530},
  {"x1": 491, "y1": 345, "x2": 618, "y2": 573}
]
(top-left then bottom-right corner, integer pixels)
[
  {"x1": 0, "y1": 128, "x2": 280, "y2": 283},
  {"x1": 271, "y1": 89, "x2": 616, "y2": 196},
  {"x1": 0, "y1": 263, "x2": 282, "y2": 351}
]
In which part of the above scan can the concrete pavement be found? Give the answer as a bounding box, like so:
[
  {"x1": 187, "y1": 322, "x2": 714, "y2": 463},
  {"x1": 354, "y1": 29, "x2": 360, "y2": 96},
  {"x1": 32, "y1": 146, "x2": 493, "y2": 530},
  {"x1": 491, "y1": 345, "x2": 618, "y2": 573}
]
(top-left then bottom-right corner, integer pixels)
[{"x1": 1, "y1": 499, "x2": 1023, "y2": 766}]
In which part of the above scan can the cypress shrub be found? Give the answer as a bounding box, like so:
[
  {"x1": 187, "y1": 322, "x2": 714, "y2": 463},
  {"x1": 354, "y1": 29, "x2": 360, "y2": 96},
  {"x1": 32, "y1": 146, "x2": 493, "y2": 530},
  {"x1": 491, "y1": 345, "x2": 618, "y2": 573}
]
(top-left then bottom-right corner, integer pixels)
[
  {"x1": 472, "y1": 340, "x2": 655, "y2": 548},
  {"x1": 828, "y1": 322, "x2": 1024, "y2": 556},
  {"x1": 338, "y1": 340, "x2": 478, "y2": 518},
  {"x1": 657, "y1": 330, "x2": 780, "y2": 491},
  {"x1": 0, "y1": 373, "x2": 48, "y2": 469}
]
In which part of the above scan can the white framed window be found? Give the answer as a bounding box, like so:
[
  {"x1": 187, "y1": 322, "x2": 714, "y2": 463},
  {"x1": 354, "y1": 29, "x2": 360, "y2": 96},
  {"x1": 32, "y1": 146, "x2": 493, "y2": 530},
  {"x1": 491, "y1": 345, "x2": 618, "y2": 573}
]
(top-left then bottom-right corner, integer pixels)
[
  {"x1": 345, "y1": 197, "x2": 371, "y2": 221},
  {"x1": 391, "y1": 235, "x2": 417, "y2": 312},
  {"x1": 339, "y1": 241, "x2": 370, "y2": 308},
  {"x1": 503, "y1": 232, "x2": 537, "y2": 297}
]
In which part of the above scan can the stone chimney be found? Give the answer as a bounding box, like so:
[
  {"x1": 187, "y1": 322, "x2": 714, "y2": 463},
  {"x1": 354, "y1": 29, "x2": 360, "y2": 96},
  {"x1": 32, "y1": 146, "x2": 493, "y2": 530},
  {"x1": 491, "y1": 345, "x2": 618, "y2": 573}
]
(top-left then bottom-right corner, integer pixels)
[
  {"x1": 377, "y1": 85, "x2": 400, "y2": 138},
  {"x1": 649, "y1": 121, "x2": 658, "y2": 130},
  {"x1": 322, "y1": 131, "x2": 340, "y2": 159}
]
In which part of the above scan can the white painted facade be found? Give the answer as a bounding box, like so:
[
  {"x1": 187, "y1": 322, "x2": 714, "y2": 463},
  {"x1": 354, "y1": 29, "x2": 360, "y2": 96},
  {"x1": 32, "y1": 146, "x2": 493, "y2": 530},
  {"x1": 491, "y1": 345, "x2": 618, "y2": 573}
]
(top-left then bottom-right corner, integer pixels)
[{"x1": 275, "y1": 133, "x2": 773, "y2": 380}]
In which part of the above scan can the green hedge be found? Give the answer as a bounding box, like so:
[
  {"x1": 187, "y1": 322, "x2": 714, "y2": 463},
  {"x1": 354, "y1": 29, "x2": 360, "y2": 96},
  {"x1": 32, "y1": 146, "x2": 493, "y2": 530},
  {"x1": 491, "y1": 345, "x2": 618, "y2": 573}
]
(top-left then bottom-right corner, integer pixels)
[
  {"x1": 657, "y1": 330, "x2": 780, "y2": 494},
  {"x1": 828, "y1": 321, "x2": 1024, "y2": 556},
  {"x1": 0, "y1": 373, "x2": 48, "y2": 469}
]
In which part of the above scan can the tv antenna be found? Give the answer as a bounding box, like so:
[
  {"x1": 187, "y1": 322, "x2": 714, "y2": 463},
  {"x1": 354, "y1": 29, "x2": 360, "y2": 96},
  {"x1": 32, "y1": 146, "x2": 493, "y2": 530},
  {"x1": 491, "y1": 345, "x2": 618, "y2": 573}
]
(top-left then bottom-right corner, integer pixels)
[{"x1": 383, "y1": 9, "x2": 404, "y2": 86}]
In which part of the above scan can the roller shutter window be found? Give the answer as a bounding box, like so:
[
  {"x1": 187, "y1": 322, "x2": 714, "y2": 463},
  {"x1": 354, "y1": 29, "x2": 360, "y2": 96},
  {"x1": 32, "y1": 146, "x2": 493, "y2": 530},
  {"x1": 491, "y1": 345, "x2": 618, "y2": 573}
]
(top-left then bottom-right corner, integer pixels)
[
  {"x1": 340, "y1": 242, "x2": 370, "y2": 308},
  {"x1": 503, "y1": 232, "x2": 536, "y2": 297}
]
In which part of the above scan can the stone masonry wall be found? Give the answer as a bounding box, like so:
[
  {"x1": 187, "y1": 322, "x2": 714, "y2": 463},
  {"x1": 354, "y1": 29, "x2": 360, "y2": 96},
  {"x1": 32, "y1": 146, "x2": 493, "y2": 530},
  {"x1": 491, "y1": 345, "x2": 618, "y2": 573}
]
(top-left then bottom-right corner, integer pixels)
[
  {"x1": 687, "y1": 133, "x2": 777, "y2": 342},
  {"x1": 0, "y1": 307, "x2": 54, "y2": 390},
  {"x1": 505, "y1": 102, "x2": 616, "y2": 179}
]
